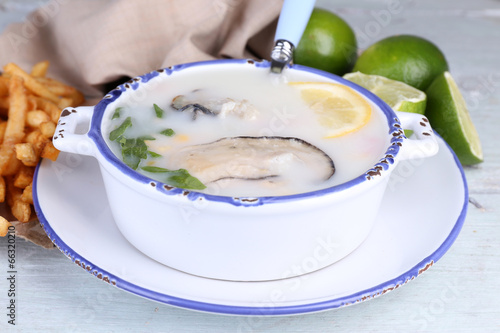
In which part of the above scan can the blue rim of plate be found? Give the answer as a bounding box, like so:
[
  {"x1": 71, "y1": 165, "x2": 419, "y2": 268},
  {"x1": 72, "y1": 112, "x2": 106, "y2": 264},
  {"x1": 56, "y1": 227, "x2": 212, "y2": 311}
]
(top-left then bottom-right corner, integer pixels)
[{"x1": 33, "y1": 134, "x2": 468, "y2": 316}]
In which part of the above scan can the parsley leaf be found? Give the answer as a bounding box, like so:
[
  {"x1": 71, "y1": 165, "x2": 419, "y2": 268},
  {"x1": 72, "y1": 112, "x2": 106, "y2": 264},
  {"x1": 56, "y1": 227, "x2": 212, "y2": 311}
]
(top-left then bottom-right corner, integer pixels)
[
  {"x1": 108, "y1": 113, "x2": 203, "y2": 190},
  {"x1": 160, "y1": 128, "x2": 175, "y2": 137},
  {"x1": 140, "y1": 166, "x2": 206, "y2": 190},
  {"x1": 141, "y1": 166, "x2": 170, "y2": 173},
  {"x1": 167, "y1": 170, "x2": 206, "y2": 190},
  {"x1": 122, "y1": 151, "x2": 141, "y2": 170},
  {"x1": 138, "y1": 135, "x2": 156, "y2": 141},
  {"x1": 119, "y1": 137, "x2": 149, "y2": 169},
  {"x1": 148, "y1": 151, "x2": 162, "y2": 158},
  {"x1": 153, "y1": 104, "x2": 164, "y2": 118},
  {"x1": 112, "y1": 107, "x2": 123, "y2": 119},
  {"x1": 109, "y1": 117, "x2": 132, "y2": 141}
]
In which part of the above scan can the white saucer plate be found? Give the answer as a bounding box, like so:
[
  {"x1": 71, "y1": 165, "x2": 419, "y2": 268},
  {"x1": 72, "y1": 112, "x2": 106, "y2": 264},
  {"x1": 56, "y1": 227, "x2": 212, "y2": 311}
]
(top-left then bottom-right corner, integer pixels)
[{"x1": 33, "y1": 135, "x2": 467, "y2": 316}]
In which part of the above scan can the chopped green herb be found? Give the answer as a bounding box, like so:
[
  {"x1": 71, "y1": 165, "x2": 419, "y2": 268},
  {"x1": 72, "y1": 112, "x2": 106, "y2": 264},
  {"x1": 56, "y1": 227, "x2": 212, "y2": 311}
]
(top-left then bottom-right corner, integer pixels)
[
  {"x1": 153, "y1": 104, "x2": 164, "y2": 118},
  {"x1": 122, "y1": 151, "x2": 141, "y2": 170},
  {"x1": 117, "y1": 136, "x2": 127, "y2": 145},
  {"x1": 167, "y1": 169, "x2": 206, "y2": 190},
  {"x1": 109, "y1": 117, "x2": 132, "y2": 141},
  {"x1": 141, "y1": 166, "x2": 206, "y2": 190},
  {"x1": 120, "y1": 137, "x2": 135, "y2": 148},
  {"x1": 113, "y1": 136, "x2": 150, "y2": 170},
  {"x1": 128, "y1": 138, "x2": 149, "y2": 160},
  {"x1": 138, "y1": 135, "x2": 156, "y2": 141},
  {"x1": 148, "y1": 151, "x2": 162, "y2": 158},
  {"x1": 112, "y1": 107, "x2": 123, "y2": 119},
  {"x1": 160, "y1": 128, "x2": 175, "y2": 137},
  {"x1": 109, "y1": 114, "x2": 204, "y2": 189},
  {"x1": 141, "y1": 166, "x2": 170, "y2": 173}
]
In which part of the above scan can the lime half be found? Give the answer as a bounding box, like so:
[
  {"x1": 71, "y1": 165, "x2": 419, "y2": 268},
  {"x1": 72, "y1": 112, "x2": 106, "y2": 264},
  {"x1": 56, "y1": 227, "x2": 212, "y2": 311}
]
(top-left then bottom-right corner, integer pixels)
[
  {"x1": 343, "y1": 72, "x2": 426, "y2": 114},
  {"x1": 425, "y1": 72, "x2": 483, "y2": 165}
]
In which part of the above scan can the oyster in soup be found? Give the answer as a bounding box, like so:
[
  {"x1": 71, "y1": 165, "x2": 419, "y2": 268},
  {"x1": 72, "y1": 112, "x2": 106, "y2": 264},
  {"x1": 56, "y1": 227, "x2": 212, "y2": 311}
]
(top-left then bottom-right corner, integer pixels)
[
  {"x1": 171, "y1": 89, "x2": 259, "y2": 120},
  {"x1": 167, "y1": 136, "x2": 335, "y2": 187}
]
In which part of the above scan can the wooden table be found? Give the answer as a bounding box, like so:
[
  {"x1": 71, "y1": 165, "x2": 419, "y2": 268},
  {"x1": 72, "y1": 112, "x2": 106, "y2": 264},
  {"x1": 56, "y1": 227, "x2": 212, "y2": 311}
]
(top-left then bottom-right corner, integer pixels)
[{"x1": 1, "y1": 0, "x2": 499, "y2": 332}]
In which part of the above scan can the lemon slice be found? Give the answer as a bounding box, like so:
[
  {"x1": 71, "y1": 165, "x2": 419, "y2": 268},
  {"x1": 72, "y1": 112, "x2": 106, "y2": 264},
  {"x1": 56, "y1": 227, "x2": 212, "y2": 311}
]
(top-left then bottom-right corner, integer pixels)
[{"x1": 290, "y1": 82, "x2": 372, "y2": 138}]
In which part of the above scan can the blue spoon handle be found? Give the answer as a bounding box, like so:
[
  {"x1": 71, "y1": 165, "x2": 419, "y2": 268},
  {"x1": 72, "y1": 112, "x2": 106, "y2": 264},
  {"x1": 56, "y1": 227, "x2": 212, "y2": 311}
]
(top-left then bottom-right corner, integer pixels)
[
  {"x1": 275, "y1": 0, "x2": 316, "y2": 46},
  {"x1": 271, "y1": 0, "x2": 316, "y2": 73}
]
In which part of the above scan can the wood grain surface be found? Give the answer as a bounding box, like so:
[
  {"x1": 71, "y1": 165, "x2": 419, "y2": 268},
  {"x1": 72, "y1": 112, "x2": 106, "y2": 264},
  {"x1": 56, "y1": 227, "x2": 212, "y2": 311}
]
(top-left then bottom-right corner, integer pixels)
[{"x1": 0, "y1": 0, "x2": 499, "y2": 332}]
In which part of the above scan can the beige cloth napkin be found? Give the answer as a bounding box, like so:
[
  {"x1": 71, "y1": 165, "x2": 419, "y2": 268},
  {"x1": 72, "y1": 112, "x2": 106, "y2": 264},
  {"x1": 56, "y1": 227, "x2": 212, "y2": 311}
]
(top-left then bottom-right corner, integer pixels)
[
  {"x1": 0, "y1": 0, "x2": 282, "y2": 97},
  {"x1": 0, "y1": 0, "x2": 283, "y2": 246}
]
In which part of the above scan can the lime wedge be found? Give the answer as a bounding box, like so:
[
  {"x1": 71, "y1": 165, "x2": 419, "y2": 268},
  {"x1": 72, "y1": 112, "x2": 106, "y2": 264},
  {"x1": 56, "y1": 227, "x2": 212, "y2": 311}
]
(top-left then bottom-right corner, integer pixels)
[
  {"x1": 425, "y1": 72, "x2": 483, "y2": 165},
  {"x1": 343, "y1": 72, "x2": 426, "y2": 114}
]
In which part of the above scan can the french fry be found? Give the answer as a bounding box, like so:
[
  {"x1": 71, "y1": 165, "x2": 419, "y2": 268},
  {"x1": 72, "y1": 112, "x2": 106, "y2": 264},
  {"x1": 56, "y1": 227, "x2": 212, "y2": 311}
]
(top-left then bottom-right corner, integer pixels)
[
  {"x1": 0, "y1": 176, "x2": 5, "y2": 202},
  {"x1": 39, "y1": 121, "x2": 56, "y2": 138},
  {"x1": 0, "y1": 98, "x2": 9, "y2": 118},
  {"x1": 0, "y1": 61, "x2": 84, "y2": 231},
  {"x1": 25, "y1": 130, "x2": 42, "y2": 144},
  {"x1": 26, "y1": 110, "x2": 51, "y2": 128},
  {"x1": 58, "y1": 97, "x2": 73, "y2": 109},
  {"x1": 15, "y1": 142, "x2": 39, "y2": 167},
  {"x1": 25, "y1": 129, "x2": 49, "y2": 156},
  {"x1": 0, "y1": 75, "x2": 28, "y2": 175},
  {"x1": 26, "y1": 95, "x2": 36, "y2": 110},
  {"x1": 6, "y1": 177, "x2": 30, "y2": 222},
  {"x1": 13, "y1": 165, "x2": 34, "y2": 188},
  {"x1": 0, "y1": 216, "x2": 12, "y2": 237},
  {"x1": 35, "y1": 77, "x2": 74, "y2": 96},
  {"x1": 0, "y1": 77, "x2": 9, "y2": 97},
  {"x1": 0, "y1": 96, "x2": 9, "y2": 109},
  {"x1": 1, "y1": 154, "x2": 21, "y2": 176},
  {"x1": 68, "y1": 89, "x2": 85, "y2": 106},
  {"x1": 12, "y1": 199, "x2": 31, "y2": 222},
  {"x1": 3, "y1": 63, "x2": 63, "y2": 108},
  {"x1": 5, "y1": 75, "x2": 27, "y2": 139},
  {"x1": 30, "y1": 60, "x2": 49, "y2": 78},
  {"x1": 41, "y1": 141, "x2": 59, "y2": 161},
  {"x1": 21, "y1": 183, "x2": 33, "y2": 204},
  {"x1": 34, "y1": 77, "x2": 85, "y2": 107},
  {"x1": 0, "y1": 122, "x2": 7, "y2": 144},
  {"x1": 27, "y1": 95, "x2": 61, "y2": 123}
]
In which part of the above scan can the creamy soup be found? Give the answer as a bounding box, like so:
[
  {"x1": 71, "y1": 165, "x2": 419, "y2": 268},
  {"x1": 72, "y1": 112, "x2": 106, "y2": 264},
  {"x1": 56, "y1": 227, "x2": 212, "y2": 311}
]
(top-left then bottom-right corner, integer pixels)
[{"x1": 103, "y1": 64, "x2": 390, "y2": 197}]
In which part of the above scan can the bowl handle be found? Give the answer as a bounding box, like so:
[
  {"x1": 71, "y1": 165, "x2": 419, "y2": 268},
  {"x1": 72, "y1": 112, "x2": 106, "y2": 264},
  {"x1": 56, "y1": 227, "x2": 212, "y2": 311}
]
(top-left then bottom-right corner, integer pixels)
[
  {"x1": 52, "y1": 106, "x2": 97, "y2": 157},
  {"x1": 396, "y1": 111, "x2": 439, "y2": 160}
]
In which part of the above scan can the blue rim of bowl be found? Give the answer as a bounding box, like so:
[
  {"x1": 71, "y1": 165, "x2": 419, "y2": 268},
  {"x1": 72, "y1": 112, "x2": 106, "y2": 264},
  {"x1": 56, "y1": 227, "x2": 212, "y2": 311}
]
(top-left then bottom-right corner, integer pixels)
[
  {"x1": 33, "y1": 133, "x2": 468, "y2": 316},
  {"x1": 89, "y1": 59, "x2": 404, "y2": 206}
]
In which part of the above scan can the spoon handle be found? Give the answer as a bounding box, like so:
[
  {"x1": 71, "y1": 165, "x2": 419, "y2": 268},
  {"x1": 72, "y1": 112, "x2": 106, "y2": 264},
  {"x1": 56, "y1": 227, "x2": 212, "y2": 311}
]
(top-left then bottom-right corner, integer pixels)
[
  {"x1": 270, "y1": 0, "x2": 316, "y2": 73},
  {"x1": 275, "y1": 0, "x2": 316, "y2": 46}
]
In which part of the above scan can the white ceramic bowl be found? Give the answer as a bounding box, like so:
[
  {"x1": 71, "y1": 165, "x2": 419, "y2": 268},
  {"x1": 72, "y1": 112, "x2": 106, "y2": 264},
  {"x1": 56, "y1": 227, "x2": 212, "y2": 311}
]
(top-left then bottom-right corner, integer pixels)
[{"x1": 53, "y1": 59, "x2": 438, "y2": 281}]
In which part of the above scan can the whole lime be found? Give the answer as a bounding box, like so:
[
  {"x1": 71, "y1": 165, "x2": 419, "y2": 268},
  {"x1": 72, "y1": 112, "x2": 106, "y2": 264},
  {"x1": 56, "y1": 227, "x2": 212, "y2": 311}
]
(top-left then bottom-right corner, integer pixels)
[
  {"x1": 353, "y1": 35, "x2": 448, "y2": 91},
  {"x1": 294, "y1": 8, "x2": 357, "y2": 76}
]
